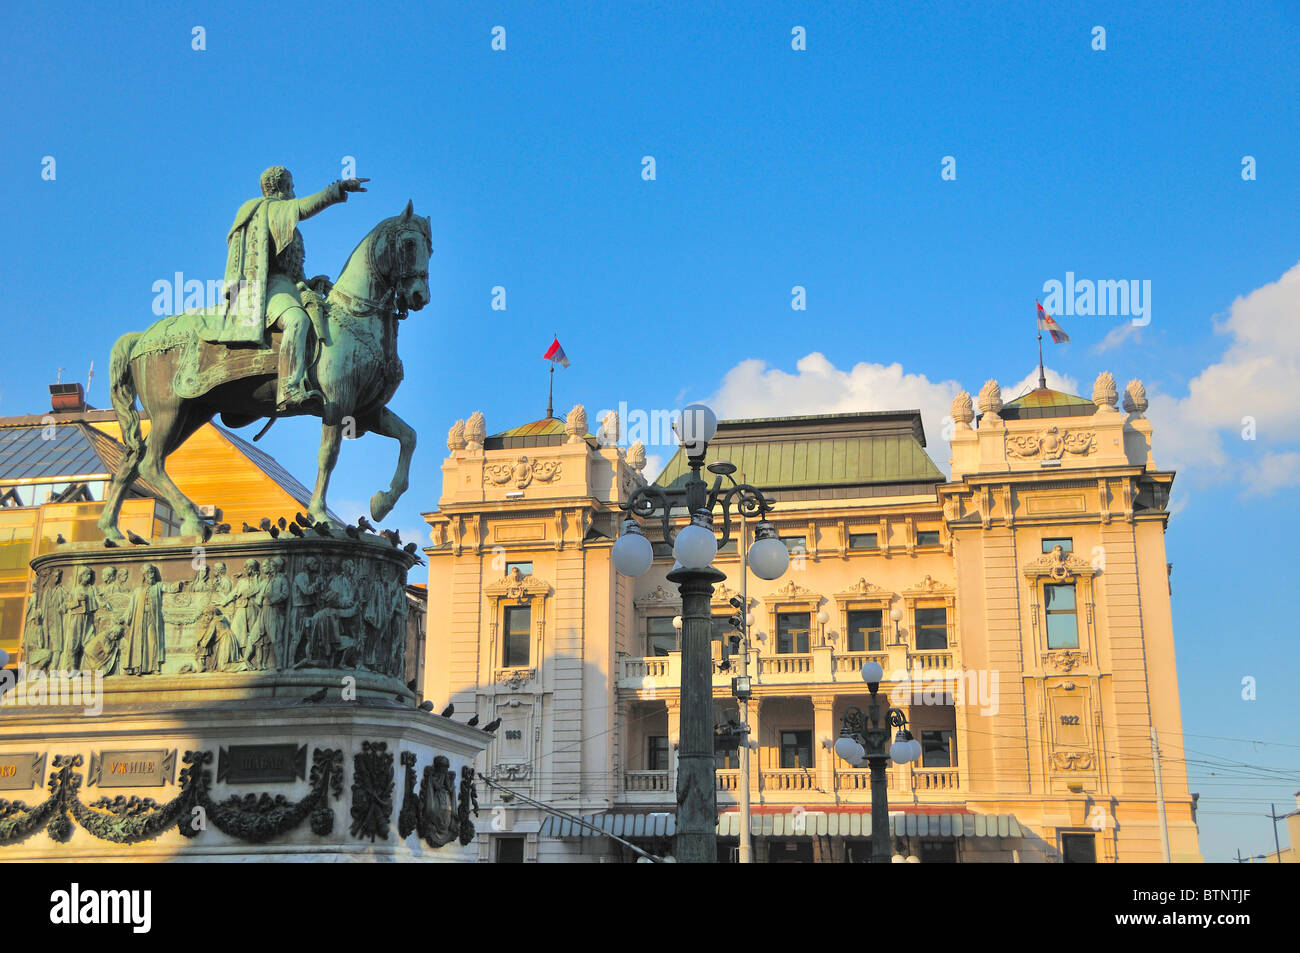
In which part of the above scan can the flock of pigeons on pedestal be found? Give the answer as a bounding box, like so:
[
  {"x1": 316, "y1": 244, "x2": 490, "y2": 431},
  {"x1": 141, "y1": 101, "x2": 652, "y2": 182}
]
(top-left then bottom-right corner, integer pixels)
[{"x1": 100, "y1": 511, "x2": 424, "y2": 564}]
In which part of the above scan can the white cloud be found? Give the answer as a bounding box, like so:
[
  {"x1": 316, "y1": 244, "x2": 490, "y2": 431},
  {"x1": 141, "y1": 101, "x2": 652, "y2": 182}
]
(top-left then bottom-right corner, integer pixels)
[
  {"x1": 1145, "y1": 260, "x2": 1300, "y2": 496},
  {"x1": 1094, "y1": 322, "x2": 1141, "y2": 353}
]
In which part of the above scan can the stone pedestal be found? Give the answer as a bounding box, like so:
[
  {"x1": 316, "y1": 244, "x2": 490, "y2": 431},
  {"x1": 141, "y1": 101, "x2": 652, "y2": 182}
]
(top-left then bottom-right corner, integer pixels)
[{"x1": 0, "y1": 534, "x2": 488, "y2": 862}]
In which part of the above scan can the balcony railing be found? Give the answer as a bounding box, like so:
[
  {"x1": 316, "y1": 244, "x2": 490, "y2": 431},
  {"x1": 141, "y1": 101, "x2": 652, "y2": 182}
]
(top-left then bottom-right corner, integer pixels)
[
  {"x1": 624, "y1": 770, "x2": 669, "y2": 792},
  {"x1": 759, "y1": 654, "x2": 813, "y2": 676},
  {"x1": 834, "y1": 652, "x2": 890, "y2": 676},
  {"x1": 761, "y1": 769, "x2": 817, "y2": 791},
  {"x1": 715, "y1": 769, "x2": 739, "y2": 792},
  {"x1": 834, "y1": 767, "x2": 961, "y2": 794}
]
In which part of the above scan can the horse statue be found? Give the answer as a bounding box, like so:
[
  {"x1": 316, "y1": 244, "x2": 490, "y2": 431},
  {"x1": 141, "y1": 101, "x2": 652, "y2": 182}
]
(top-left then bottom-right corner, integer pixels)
[{"x1": 97, "y1": 202, "x2": 432, "y2": 541}]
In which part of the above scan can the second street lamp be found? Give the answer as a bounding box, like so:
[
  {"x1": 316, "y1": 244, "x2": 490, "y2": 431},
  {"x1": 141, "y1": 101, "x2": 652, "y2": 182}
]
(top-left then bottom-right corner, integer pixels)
[
  {"x1": 612, "y1": 403, "x2": 787, "y2": 863},
  {"x1": 834, "y1": 660, "x2": 923, "y2": 863}
]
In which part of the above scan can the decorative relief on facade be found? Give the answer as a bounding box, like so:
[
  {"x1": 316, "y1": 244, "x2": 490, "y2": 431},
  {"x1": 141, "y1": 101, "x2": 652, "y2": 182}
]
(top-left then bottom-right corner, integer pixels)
[
  {"x1": 350, "y1": 741, "x2": 395, "y2": 843},
  {"x1": 490, "y1": 763, "x2": 533, "y2": 782},
  {"x1": 951, "y1": 391, "x2": 974, "y2": 429},
  {"x1": 1093, "y1": 371, "x2": 1119, "y2": 412},
  {"x1": 1123, "y1": 379, "x2": 1148, "y2": 417},
  {"x1": 1043, "y1": 650, "x2": 1088, "y2": 673},
  {"x1": 763, "y1": 579, "x2": 821, "y2": 605},
  {"x1": 483, "y1": 456, "x2": 562, "y2": 489},
  {"x1": 1005, "y1": 426, "x2": 1096, "y2": 461},
  {"x1": 498, "y1": 668, "x2": 536, "y2": 690},
  {"x1": 902, "y1": 575, "x2": 954, "y2": 596},
  {"x1": 1050, "y1": 751, "x2": 1095, "y2": 771},
  {"x1": 835, "y1": 577, "x2": 888, "y2": 603},
  {"x1": 398, "y1": 752, "x2": 478, "y2": 848}
]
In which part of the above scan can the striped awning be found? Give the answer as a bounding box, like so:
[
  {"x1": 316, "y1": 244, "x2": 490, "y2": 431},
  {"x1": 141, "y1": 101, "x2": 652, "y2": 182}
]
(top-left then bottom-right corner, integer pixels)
[{"x1": 539, "y1": 811, "x2": 1021, "y2": 840}]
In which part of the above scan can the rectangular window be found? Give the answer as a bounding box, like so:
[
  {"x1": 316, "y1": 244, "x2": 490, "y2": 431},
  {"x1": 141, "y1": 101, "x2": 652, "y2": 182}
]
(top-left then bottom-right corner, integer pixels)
[
  {"x1": 779, "y1": 730, "x2": 813, "y2": 769},
  {"x1": 495, "y1": 836, "x2": 526, "y2": 863},
  {"x1": 916, "y1": 530, "x2": 941, "y2": 547},
  {"x1": 781, "y1": 536, "x2": 806, "y2": 553},
  {"x1": 921, "y1": 729, "x2": 957, "y2": 767},
  {"x1": 647, "y1": 735, "x2": 670, "y2": 771},
  {"x1": 646, "y1": 616, "x2": 678, "y2": 656},
  {"x1": 502, "y1": 605, "x2": 531, "y2": 667},
  {"x1": 1045, "y1": 583, "x2": 1079, "y2": 649},
  {"x1": 915, "y1": 607, "x2": 948, "y2": 650},
  {"x1": 505, "y1": 561, "x2": 533, "y2": 576},
  {"x1": 846, "y1": 609, "x2": 883, "y2": 652},
  {"x1": 1061, "y1": 832, "x2": 1097, "y2": 863},
  {"x1": 775, "y1": 612, "x2": 810, "y2": 654},
  {"x1": 1042, "y1": 538, "x2": 1073, "y2": 554},
  {"x1": 848, "y1": 532, "x2": 877, "y2": 550}
]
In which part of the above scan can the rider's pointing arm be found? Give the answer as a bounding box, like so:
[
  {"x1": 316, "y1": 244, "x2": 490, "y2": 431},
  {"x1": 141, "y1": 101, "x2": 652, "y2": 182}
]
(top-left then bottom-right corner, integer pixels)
[{"x1": 295, "y1": 177, "x2": 370, "y2": 221}]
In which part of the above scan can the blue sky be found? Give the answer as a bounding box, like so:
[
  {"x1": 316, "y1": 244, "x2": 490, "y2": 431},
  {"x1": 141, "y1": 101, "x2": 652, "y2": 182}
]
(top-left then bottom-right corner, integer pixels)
[{"x1": 3, "y1": 1, "x2": 1298, "y2": 861}]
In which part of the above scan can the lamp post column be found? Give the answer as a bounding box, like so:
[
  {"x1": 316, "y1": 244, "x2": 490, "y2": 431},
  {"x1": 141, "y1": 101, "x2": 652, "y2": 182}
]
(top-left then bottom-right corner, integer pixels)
[
  {"x1": 668, "y1": 564, "x2": 725, "y2": 863},
  {"x1": 868, "y1": 751, "x2": 891, "y2": 863}
]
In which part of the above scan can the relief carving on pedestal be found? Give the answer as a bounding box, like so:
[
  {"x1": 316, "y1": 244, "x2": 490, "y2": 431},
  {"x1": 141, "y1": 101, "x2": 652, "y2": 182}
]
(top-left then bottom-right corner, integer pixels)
[
  {"x1": 1050, "y1": 750, "x2": 1095, "y2": 771},
  {"x1": 1005, "y1": 426, "x2": 1096, "y2": 461}
]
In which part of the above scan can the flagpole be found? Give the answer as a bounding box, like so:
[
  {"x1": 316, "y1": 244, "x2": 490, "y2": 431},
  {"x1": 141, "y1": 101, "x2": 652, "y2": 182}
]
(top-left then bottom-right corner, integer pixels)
[
  {"x1": 547, "y1": 363, "x2": 554, "y2": 418},
  {"x1": 1037, "y1": 327, "x2": 1046, "y2": 390}
]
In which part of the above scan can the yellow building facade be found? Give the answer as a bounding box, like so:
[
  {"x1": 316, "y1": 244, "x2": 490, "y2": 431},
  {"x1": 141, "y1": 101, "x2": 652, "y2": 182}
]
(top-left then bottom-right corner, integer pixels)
[{"x1": 423, "y1": 372, "x2": 1201, "y2": 863}]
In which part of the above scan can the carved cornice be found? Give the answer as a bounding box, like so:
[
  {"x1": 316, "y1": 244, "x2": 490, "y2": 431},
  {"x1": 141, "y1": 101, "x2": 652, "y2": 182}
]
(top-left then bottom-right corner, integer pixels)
[
  {"x1": 834, "y1": 577, "x2": 890, "y2": 607},
  {"x1": 634, "y1": 584, "x2": 681, "y2": 609},
  {"x1": 1022, "y1": 545, "x2": 1098, "y2": 581},
  {"x1": 901, "y1": 575, "x2": 955, "y2": 598},
  {"x1": 1042, "y1": 650, "x2": 1089, "y2": 673},
  {"x1": 498, "y1": 668, "x2": 536, "y2": 690},
  {"x1": 485, "y1": 567, "x2": 552, "y2": 602},
  {"x1": 762, "y1": 579, "x2": 822, "y2": 606}
]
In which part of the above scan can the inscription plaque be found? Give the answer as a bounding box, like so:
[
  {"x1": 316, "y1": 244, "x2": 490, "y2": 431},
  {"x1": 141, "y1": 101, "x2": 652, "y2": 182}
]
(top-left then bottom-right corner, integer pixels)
[
  {"x1": 217, "y1": 744, "x2": 308, "y2": 783},
  {"x1": 88, "y1": 749, "x2": 177, "y2": 787},
  {"x1": 0, "y1": 753, "x2": 46, "y2": 791}
]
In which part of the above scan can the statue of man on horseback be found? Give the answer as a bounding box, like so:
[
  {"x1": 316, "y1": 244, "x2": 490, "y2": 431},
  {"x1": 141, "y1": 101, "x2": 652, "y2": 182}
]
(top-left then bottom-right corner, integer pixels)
[
  {"x1": 216, "y1": 165, "x2": 370, "y2": 411},
  {"x1": 97, "y1": 167, "x2": 432, "y2": 542}
]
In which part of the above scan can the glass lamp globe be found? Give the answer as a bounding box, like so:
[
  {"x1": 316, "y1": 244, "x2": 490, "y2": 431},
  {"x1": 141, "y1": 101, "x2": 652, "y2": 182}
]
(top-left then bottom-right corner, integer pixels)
[
  {"x1": 672, "y1": 615, "x2": 683, "y2": 630},
  {"x1": 889, "y1": 741, "x2": 913, "y2": 764},
  {"x1": 909, "y1": 738, "x2": 924, "y2": 762},
  {"x1": 612, "y1": 520, "x2": 653, "y2": 576},
  {"x1": 674, "y1": 403, "x2": 718, "y2": 454},
  {"x1": 673, "y1": 520, "x2": 717, "y2": 570},
  {"x1": 834, "y1": 735, "x2": 865, "y2": 765},
  {"x1": 748, "y1": 528, "x2": 789, "y2": 580},
  {"x1": 891, "y1": 854, "x2": 905, "y2": 864},
  {"x1": 816, "y1": 609, "x2": 830, "y2": 625},
  {"x1": 860, "y1": 660, "x2": 884, "y2": 684},
  {"x1": 890, "y1": 606, "x2": 903, "y2": 623}
]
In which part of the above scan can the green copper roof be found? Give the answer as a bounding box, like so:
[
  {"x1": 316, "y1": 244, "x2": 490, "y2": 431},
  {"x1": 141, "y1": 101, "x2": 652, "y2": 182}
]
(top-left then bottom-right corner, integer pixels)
[
  {"x1": 485, "y1": 417, "x2": 596, "y2": 450},
  {"x1": 655, "y1": 411, "x2": 944, "y2": 495},
  {"x1": 1000, "y1": 388, "x2": 1096, "y2": 421}
]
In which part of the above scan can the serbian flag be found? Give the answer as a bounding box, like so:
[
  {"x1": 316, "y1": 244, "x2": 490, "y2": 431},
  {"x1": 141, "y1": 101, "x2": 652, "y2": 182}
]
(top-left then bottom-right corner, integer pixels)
[
  {"x1": 1037, "y1": 301, "x2": 1070, "y2": 343},
  {"x1": 543, "y1": 337, "x2": 570, "y2": 368}
]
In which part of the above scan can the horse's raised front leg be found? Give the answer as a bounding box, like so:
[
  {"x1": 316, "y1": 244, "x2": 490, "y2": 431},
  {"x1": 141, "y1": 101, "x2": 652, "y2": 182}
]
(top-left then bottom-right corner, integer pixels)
[
  {"x1": 361, "y1": 407, "x2": 416, "y2": 522},
  {"x1": 308, "y1": 420, "x2": 343, "y2": 526}
]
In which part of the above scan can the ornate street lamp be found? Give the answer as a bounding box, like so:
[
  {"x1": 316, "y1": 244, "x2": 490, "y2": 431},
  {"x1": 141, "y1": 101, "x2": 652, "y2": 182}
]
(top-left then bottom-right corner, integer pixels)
[
  {"x1": 612, "y1": 403, "x2": 788, "y2": 863},
  {"x1": 833, "y1": 660, "x2": 923, "y2": 863}
]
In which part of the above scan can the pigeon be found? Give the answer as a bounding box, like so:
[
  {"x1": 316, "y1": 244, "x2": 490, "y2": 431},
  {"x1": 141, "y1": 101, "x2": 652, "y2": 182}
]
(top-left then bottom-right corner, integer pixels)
[
  {"x1": 380, "y1": 529, "x2": 401, "y2": 548},
  {"x1": 394, "y1": 695, "x2": 405, "y2": 703},
  {"x1": 55, "y1": 533, "x2": 66, "y2": 544},
  {"x1": 466, "y1": 715, "x2": 480, "y2": 727},
  {"x1": 215, "y1": 523, "x2": 231, "y2": 535},
  {"x1": 277, "y1": 516, "x2": 287, "y2": 529},
  {"x1": 483, "y1": 718, "x2": 502, "y2": 733},
  {"x1": 403, "y1": 541, "x2": 418, "y2": 556},
  {"x1": 312, "y1": 522, "x2": 332, "y2": 537},
  {"x1": 440, "y1": 703, "x2": 454, "y2": 718},
  {"x1": 418, "y1": 700, "x2": 435, "y2": 712},
  {"x1": 356, "y1": 516, "x2": 375, "y2": 533},
  {"x1": 126, "y1": 530, "x2": 150, "y2": 546},
  {"x1": 240, "y1": 521, "x2": 256, "y2": 533},
  {"x1": 344, "y1": 525, "x2": 360, "y2": 539},
  {"x1": 268, "y1": 525, "x2": 280, "y2": 538},
  {"x1": 104, "y1": 537, "x2": 119, "y2": 548},
  {"x1": 406, "y1": 678, "x2": 417, "y2": 691},
  {"x1": 288, "y1": 523, "x2": 305, "y2": 538},
  {"x1": 300, "y1": 688, "x2": 329, "y2": 704},
  {"x1": 295, "y1": 512, "x2": 313, "y2": 528},
  {"x1": 259, "y1": 517, "x2": 272, "y2": 532}
]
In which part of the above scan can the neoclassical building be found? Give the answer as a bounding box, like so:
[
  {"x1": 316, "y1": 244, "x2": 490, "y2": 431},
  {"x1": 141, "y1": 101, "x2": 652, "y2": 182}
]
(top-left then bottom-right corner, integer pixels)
[{"x1": 422, "y1": 373, "x2": 1201, "y2": 863}]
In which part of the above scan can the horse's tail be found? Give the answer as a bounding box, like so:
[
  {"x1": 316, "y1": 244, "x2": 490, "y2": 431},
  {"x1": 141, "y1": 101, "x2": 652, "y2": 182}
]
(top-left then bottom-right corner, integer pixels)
[{"x1": 109, "y1": 332, "x2": 145, "y2": 457}]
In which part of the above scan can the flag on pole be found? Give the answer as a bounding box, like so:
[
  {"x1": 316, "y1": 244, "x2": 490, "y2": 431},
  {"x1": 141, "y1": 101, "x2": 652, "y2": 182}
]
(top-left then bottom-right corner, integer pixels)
[
  {"x1": 543, "y1": 337, "x2": 570, "y2": 368},
  {"x1": 1036, "y1": 301, "x2": 1070, "y2": 343}
]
